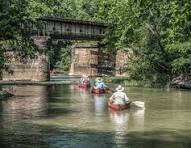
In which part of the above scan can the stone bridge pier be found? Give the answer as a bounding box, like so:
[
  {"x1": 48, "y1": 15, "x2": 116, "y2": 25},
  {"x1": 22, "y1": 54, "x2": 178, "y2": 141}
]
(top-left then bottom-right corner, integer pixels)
[
  {"x1": 1, "y1": 43, "x2": 128, "y2": 82},
  {"x1": 2, "y1": 52, "x2": 49, "y2": 82},
  {"x1": 2, "y1": 37, "x2": 50, "y2": 82},
  {"x1": 69, "y1": 44, "x2": 99, "y2": 76},
  {"x1": 69, "y1": 44, "x2": 128, "y2": 76}
]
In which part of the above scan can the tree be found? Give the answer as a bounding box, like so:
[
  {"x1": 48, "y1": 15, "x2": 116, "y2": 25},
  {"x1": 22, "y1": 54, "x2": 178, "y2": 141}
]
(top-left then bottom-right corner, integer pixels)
[{"x1": 0, "y1": 0, "x2": 52, "y2": 71}]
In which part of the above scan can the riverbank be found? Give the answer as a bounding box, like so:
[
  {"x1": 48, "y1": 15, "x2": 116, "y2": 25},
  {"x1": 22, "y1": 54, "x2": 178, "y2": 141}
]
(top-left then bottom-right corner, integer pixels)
[
  {"x1": 1, "y1": 75, "x2": 190, "y2": 89},
  {"x1": 104, "y1": 76, "x2": 191, "y2": 89},
  {"x1": 104, "y1": 77, "x2": 156, "y2": 88},
  {"x1": 170, "y1": 75, "x2": 191, "y2": 89}
]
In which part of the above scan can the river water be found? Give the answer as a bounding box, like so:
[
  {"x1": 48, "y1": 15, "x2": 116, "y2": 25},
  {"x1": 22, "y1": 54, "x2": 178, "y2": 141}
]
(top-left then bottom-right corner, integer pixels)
[{"x1": 0, "y1": 81, "x2": 191, "y2": 148}]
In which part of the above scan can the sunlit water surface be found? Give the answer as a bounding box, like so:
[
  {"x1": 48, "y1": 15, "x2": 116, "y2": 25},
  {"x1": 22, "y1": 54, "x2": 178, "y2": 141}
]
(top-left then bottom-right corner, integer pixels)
[{"x1": 0, "y1": 82, "x2": 191, "y2": 148}]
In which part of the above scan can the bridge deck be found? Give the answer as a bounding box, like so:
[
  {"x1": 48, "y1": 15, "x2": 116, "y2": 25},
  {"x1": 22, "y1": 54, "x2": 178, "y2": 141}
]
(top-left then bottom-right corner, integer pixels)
[{"x1": 31, "y1": 16, "x2": 106, "y2": 40}]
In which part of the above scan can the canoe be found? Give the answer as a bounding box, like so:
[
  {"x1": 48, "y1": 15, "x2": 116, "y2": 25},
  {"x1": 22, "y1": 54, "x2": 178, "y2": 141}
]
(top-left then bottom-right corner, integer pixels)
[
  {"x1": 91, "y1": 88, "x2": 109, "y2": 94},
  {"x1": 79, "y1": 83, "x2": 90, "y2": 88},
  {"x1": 108, "y1": 100, "x2": 130, "y2": 111}
]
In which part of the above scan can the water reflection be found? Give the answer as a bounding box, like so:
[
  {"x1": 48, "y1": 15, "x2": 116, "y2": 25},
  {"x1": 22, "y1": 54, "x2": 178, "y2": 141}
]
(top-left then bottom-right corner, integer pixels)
[
  {"x1": 129, "y1": 109, "x2": 145, "y2": 130},
  {"x1": 94, "y1": 94, "x2": 108, "y2": 113},
  {"x1": 62, "y1": 85, "x2": 95, "y2": 115},
  {"x1": 109, "y1": 108, "x2": 145, "y2": 132},
  {"x1": 109, "y1": 109, "x2": 129, "y2": 147},
  {"x1": 1, "y1": 85, "x2": 48, "y2": 120},
  {"x1": 78, "y1": 86, "x2": 91, "y2": 99},
  {"x1": 109, "y1": 110, "x2": 129, "y2": 130},
  {"x1": 109, "y1": 107, "x2": 145, "y2": 147},
  {"x1": 0, "y1": 83, "x2": 191, "y2": 148},
  {"x1": 0, "y1": 85, "x2": 49, "y2": 148}
]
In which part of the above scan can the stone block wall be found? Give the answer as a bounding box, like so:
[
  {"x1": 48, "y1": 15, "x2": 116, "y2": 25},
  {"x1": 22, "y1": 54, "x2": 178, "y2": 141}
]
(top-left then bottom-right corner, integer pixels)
[
  {"x1": 69, "y1": 45, "x2": 129, "y2": 76},
  {"x1": 115, "y1": 50, "x2": 128, "y2": 76},
  {"x1": 2, "y1": 52, "x2": 49, "y2": 81},
  {"x1": 69, "y1": 44, "x2": 99, "y2": 76}
]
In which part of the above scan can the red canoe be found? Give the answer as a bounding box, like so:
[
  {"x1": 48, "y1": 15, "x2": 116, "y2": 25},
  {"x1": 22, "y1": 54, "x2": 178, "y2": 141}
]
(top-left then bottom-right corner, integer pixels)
[
  {"x1": 91, "y1": 88, "x2": 109, "y2": 94},
  {"x1": 79, "y1": 83, "x2": 90, "y2": 88},
  {"x1": 108, "y1": 100, "x2": 130, "y2": 111}
]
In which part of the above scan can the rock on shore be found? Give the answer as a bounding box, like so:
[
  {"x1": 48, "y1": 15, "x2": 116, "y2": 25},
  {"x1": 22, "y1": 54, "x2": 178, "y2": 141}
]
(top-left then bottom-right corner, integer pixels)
[
  {"x1": 0, "y1": 91, "x2": 14, "y2": 99},
  {"x1": 171, "y1": 75, "x2": 191, "y2": 89}
]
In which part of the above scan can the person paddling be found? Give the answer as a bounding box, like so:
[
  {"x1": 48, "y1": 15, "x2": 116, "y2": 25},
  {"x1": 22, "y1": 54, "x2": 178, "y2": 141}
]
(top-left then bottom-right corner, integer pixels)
[
  {"x1": 94, "y1": 77, "x2": 107, "y2": 89},
  {"x1": 80, "y1": 74, "x2": 90, "y2": 84},
  {"x1": 109, "y1": 85, "x2": 130, "y2": 105}
]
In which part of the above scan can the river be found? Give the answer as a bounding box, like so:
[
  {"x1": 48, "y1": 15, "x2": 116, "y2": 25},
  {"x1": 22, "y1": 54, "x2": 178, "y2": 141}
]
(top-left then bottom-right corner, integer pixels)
[{"x1": 0, "y1": 80, "x2": 191, "y2": 148}]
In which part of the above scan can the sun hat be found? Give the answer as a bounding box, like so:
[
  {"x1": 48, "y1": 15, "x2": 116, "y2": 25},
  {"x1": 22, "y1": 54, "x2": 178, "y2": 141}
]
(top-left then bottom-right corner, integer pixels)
[
  {"x1": 82, "y1": 74, "x2": 88, "y2": 78},
  {"x1": 116, "y1": 85, "x2": 124, "y2": 92},
  {"x1": 96, "y1": 77, "x2": 103, "y2": 82}
]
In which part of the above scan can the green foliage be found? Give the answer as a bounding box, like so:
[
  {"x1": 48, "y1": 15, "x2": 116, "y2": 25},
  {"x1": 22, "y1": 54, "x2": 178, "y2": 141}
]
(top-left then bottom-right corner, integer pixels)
[
  {"x1": 0, "y1": 0, "x2": 50, "y2": 70},
  {"x1": 170, "y1": 41, "x2": 191, "y2": 74},
  {"x1": 0, "y1": 0, "x2": 29, "y2": 69},
  {"x1": 55, "y1": 46, "x2": 71, "y2": 71},
  {"x1": 1, "y1": 0, "x2": 191, "y2": 86},
  {"x1": 90, "y1": 0, "x2": 191, "y2": 85},
  {"x1": 73, "y1": 0, "x2": 191, "y2": 85},
  {"x1": 46, "y1": 40, "x2": 72, "y2": 71}
]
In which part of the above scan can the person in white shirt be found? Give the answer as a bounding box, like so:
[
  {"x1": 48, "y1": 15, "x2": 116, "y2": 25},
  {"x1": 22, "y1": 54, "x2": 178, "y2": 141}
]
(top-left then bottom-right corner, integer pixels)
[
  {"x1": 109, "y1": 85, "x2": 130, "y2": 105},
  {"x1": 80, "y1": 74, "x2": 90, "y2": 84}
]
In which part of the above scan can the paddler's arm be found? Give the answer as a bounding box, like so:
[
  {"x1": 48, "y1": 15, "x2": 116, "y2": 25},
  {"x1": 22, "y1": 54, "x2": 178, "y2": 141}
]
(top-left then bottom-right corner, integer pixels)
[
  {"x1": 124, "y1": 94, "x2": 130, "y2": 103},
  {"x1": 109, "y1": 94, "x2": 115, "y2": 102}
]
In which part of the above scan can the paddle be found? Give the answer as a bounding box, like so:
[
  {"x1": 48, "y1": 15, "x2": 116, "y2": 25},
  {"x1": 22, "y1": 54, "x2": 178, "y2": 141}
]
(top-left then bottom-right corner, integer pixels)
[{"x1": 130, "y1": 101, "x2": 145, "y2": 109}]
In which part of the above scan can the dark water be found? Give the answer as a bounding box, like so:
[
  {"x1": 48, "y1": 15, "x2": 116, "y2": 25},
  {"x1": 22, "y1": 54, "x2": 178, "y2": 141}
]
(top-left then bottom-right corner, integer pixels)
[{"x1": 0, "y1": 83, "x2": 191, "y2": 148}]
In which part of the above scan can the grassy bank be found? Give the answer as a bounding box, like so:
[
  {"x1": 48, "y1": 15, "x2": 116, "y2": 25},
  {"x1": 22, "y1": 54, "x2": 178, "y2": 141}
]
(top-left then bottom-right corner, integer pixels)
[{"x1": 104, "y1": 76, "x2": 167, "y2": 88}]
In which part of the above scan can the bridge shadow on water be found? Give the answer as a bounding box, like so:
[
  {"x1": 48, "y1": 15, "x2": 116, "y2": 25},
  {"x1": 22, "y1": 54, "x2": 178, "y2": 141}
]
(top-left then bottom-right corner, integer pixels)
[{"x1": 0, "y1": 84, "x2": 191, "y2": 148}]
